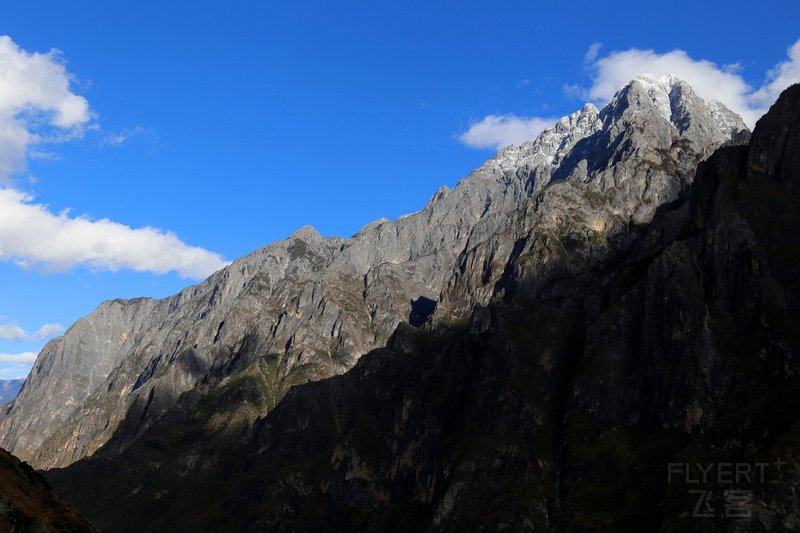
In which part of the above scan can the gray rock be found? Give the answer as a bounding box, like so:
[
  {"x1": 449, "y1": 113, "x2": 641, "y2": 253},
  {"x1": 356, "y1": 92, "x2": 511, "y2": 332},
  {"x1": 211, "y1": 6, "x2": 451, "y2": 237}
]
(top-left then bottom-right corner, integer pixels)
[
  {"x1": 46, "y1": 83, "x2": 799, "y2": 533},
  {"x1": 0, "y1": 76, "x2": 747, "y2": 470}
]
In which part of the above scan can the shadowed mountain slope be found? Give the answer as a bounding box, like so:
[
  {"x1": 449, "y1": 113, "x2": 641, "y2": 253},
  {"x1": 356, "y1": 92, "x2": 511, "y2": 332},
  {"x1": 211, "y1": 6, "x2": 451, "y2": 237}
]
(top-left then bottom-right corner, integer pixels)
[{"x1": 0, "y1": 447, "x2": 97, "y2": 532}]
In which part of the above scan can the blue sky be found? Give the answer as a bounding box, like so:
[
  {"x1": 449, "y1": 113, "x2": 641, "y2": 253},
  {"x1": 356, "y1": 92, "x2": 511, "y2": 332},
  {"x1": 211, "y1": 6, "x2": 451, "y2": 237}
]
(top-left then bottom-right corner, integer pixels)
[{"x1": 0, "y1": 1, "x2": 798, "y2": 379}]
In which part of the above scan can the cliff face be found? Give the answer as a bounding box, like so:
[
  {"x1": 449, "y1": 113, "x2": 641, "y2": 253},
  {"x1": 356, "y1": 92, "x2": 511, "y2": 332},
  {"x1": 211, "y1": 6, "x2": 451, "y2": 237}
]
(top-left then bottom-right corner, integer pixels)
[
  {"x1": 45, "y1": 83, "x2": 800, "y2": 533},
  {"x1": 0, "y1": 102, "x2": 591, "y2": 470},
  {"x1": 208, "y1": 84, "x2": 798, "y2": 531},
  {"x1": 1, "y1": 76, "x2": 745, "y2": 471},
  {"x1": 0, "y1": 447, "x2": 97, "y2": 533}
]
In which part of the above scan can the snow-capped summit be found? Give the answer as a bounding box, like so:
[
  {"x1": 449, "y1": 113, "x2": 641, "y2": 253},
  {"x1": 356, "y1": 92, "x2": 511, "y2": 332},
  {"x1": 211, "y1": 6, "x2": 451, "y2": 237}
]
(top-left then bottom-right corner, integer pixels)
[{"x1": 622, "y1": 74, "x2": 747, "y2": 141}]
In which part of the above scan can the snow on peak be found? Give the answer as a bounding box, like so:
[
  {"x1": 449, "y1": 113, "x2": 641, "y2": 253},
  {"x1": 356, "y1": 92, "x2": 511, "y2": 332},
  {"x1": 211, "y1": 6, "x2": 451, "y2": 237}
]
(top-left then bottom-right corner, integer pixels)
[
  {"x1": 632, "y1": 73, "x2": 682, "y2": 89},
  {"x1": 625, "y1": 74, "x2": 747, "y2": 136},
  {"x1": 412, "y1": 75, "x2": 747, "y2": 232},
  {"x1": 487, "y1": 101, "x2": 603, "y2": 173},
  {"x1": 628, "y1": 74, "x2": 686, "y2": 124}
]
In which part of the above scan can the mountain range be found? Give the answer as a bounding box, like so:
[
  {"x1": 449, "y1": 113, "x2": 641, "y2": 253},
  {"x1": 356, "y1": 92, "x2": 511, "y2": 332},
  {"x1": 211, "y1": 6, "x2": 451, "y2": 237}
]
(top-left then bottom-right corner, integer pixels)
[
  {"x1": 0, "y1": 379, "x2": 24, "y2": 405},
  {"x1": 0, "y1": 75, "x2": 746, "y2": 470},
  {"x1": 2, "y1": 77, "x2": 799, "y2": 531}
]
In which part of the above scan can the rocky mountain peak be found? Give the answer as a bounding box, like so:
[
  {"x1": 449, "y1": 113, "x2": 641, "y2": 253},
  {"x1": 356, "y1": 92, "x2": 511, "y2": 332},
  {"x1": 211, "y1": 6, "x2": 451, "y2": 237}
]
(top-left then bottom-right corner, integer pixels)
[
  {"x1": 288, "y1": 225, "x2": 322, "y2": 242},
  {"x1": 0, "y1": 76, "x2": 751, "y2": 470},
  {"x1": 748, "y1": 82, "x2": 800, "y2": 187},
  {"x1": 613, "y1": 74, "x2": 747, "y2": 141},
  {"x1": 483, "y1": 100, "x2": 603, "y2": 181},
  {"x1": 47, "y1": 84, "x2": 800, "y2": 532}
]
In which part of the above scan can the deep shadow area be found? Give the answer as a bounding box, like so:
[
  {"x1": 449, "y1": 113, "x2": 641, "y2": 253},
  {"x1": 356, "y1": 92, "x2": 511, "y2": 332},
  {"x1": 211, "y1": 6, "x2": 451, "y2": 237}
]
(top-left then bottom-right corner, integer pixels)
[
  {"x1": 408, "y1": 296, "x2": 436, "y2": 327},
  {"x1": 0, "y1": 448, "x2": 98, "y2": 532}
]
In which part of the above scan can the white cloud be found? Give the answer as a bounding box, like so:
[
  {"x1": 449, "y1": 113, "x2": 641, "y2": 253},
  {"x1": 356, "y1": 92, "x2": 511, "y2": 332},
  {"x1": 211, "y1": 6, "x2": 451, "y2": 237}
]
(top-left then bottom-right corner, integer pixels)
[
  {"x1": 0, "y1": 322, "x2": 64, "y2": 341},
  {"x1": 581, "y1": 39, "x2": 800, "y2": 128},
  {"x1": 584, "y1": 42, "x2": 602, "y2": 63},
  {"x1": 102, "y1": 125, "x2": 156, "y2": 148},
  {"x1": 459, "y1": 38, "x2": 800, "y2": 152},
  {"x1": 102, "y1": 129, "x2": 139, "y2": 147},
  {"x1": 0, "y1": 362, "x2": 32, "y2": 379},
  {"x1": 0, "y1": 323, "x2": 28, "y2": 341},
  {"x1": 34, "y1": 323, "x2": 64, "y2": 339},
  {"x1": 0, "y1": 36, "x2": 227, "y2": 279},
  {"x1": 458, "y1": 114, "x2": 557, "y2": 151},
  {"x1": 750, "y1": 40, "x2": 800, "y2": 112},
  {"x1": 0, "y1": 35, "x2": 91, "y2": 181},
  {"x1": 0, "y1": 352, "x2": 37, "y2": 364},
  {"x1": 585, "y1": 48, "x2": 756, "y2": 125},
  {"x1": 0, "y1": 188, "x2": 228, "y2": 278}
]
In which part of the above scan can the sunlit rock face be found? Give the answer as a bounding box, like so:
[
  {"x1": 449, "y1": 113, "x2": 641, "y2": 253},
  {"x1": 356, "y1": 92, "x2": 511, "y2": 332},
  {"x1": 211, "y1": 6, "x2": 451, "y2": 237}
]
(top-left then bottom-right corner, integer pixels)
[{"x1": 0, "y1": 76, "x2": 747, "y2": 477}]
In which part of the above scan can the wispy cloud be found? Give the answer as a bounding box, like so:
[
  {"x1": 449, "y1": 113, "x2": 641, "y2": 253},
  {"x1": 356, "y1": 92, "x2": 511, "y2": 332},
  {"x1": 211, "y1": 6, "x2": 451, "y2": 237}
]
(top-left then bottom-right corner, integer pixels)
[
  {"x1": 749, "y1": 40, "x2": 800, "y2": 114},
  {"x1": 0, "y1": 352, "x2": 37, "y2": 364},
  {"x1": 0, "y1": 362, "x2": 33, "y2": 379},
  {"x1": 584, "y1": 42, "x2": 602, "y2": 63},
  {"x1": 459, "y1": 38, "x2": 800, "y2": 152},
  {"x1": 0, "y1": 323, "x2": 28, "y2": 341},
  {"x1": 0, "y1": 321, "x2": 65, "y2": 341},
  {"x1": 577, "y1": 39, "x2": 800, "y2": 128},
  {"x1": 34, "y1": 323, "x2": 64, "y2": 339},
  {"x1": 0, "y1": 188, "x2": 228, "y2": 278},
  {"x1": 101, "y1": 125, "x2": 157, "y2": 148},
  {"x1": 457, "y1": 114, "x2": 557, "y2": 151}
]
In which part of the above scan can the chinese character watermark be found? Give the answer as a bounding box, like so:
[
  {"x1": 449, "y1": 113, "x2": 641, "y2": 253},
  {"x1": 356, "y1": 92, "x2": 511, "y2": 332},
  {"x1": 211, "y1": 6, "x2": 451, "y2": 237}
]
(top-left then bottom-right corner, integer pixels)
[{"x1": 667, "y1": 459, "x2": 793, "y2": 519}]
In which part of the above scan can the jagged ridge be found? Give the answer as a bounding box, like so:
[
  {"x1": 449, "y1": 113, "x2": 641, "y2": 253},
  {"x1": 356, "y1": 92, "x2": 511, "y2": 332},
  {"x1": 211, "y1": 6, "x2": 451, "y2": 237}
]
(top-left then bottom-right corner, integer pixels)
[
  {"x1": 1, "y1": 76, "x2": 746, "y2": 470},
  {"x1": 47, "y1": 84, "x2": 800, "y2": 532}
]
